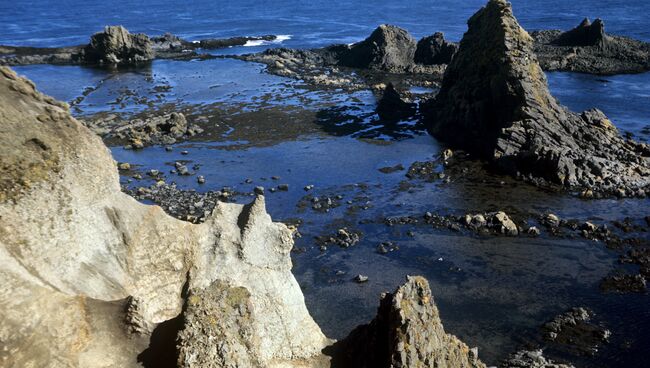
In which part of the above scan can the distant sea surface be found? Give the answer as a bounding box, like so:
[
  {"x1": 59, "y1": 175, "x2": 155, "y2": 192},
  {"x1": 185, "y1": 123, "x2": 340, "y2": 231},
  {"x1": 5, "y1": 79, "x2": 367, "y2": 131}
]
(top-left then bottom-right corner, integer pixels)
[{"x1": 2, "y1": 0, "x2": 649, "y2": 48}]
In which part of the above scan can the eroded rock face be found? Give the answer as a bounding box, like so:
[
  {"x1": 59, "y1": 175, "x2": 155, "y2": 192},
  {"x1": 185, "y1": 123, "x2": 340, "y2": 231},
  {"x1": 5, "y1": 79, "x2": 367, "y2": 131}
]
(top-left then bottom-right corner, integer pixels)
[
  {"x1": 414, "y1": 32, "x2": 459, "y2": 65},
  {"x1": 553, "y1": 18, "x2": 607, "y2": 47},
  {"x1": 423, "y1": 0, "x2": 650, "y2": 196},
  {"x1": 376, "y1": 83, "x2": 417, "y2": 121},
  {"x1": 82, "y1": 25, "x2": 155, "y2": 65},
  {"x1": 338, "y1": 25, "x2": 417, "y2": 72},
  {"x1": 0, "y1": 66, "x2": 328, "y2": 367},
  {"x1": 327, "y1": 276, "x2": 486, "y2": 368}
]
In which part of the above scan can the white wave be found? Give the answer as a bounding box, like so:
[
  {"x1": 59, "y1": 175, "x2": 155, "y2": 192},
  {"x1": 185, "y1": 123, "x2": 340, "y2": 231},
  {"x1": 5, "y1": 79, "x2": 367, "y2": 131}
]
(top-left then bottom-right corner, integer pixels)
[{"x1": 243, "y1": 34, "x2": 292, "y2": 47}]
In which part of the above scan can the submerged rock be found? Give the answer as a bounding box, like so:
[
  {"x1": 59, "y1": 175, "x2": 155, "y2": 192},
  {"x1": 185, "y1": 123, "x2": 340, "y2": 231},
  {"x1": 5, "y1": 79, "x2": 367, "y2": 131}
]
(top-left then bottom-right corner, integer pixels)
[
  {"x1": 542, "y1": 307, "x2": 610, "y2": 356},
  {"x1": 82, "y1": 25, "x2": 154, "y2": 65},
  {"x1": 338, "y1": 24, "x2": 417, "y2": 72},
  {"x1": 422, "y1": 0, "x2": 650, "y2": 196},
  {"x1": 326, "y1": 276, "x2": 486, "y2": 368},
  {"x1": 414, "y1": 32, "x2": 459, "y2": 65},
  {"x1": 0, "y1": 66, "x2": 329, "y2": 367}
]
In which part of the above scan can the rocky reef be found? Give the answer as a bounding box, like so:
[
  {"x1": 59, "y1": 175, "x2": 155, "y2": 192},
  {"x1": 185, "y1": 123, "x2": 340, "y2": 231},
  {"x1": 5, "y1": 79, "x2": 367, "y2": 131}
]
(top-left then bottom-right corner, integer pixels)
[
  {"x1": 532, "y1": 18, "x2": 650, "y2": 74},
  {"x1": 422, "y1": 0, "x2": 650, "y2": 197},
  {"x1": 0, "y1": 26, "x2": 279, "y2": 67}
]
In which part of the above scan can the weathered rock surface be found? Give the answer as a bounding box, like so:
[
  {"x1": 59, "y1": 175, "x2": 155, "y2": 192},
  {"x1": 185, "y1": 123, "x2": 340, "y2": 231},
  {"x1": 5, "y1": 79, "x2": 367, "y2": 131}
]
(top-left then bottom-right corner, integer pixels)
[
  {"x1": 0, "y1": 65, "x2": 329, "y2": 367},
  {"x1": 532, "y1": 18, "x2": 650, "y2": 74},
  {"x1": 542, "y1": 307, "x2": 610, "y2": 356},
  {"x1": 81, "y1": 25, "x2": 155, "y2": 65},
  {"x1": 414, "y1": 32, "x2": 459, "y2": 65},
  {"x1": 326, "y1": 276, "x2": 486, "y2": 368},
  {"x1": 422, "y1": 0, "x2": 650, "y2": 196},
  {"x1": 337, "y1": 25, "x2": 417, "y2": 72},
  {"x1": 501, "y1": 350, "x2": 575, "y2": 368},
  {"x1": 376, "y1": 83, "x2": 417, "y2": 121},
  {"x1": 83, "y1": 112, "x2": 203, "y2": 148}
]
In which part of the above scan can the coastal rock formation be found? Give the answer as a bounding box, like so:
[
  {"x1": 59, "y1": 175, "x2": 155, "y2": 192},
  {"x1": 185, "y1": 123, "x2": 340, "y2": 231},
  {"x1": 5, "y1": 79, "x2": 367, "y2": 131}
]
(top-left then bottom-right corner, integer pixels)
[
  {"x1": 338, "y1": 25, "x2": 417, "y2": 72},
  {"x1": 414, "y1": 32, "x2": 459, "y2": 65},
  {"x1": 84, "y1": 112, "x2": 203, "y2": 148},
  {"x1": 532, "y1": 18, "x2": 650, "y2": 74},
  {"x1": 422, "y1": 0, "x2": 650, "y2": 196},
  {"x1": 376, "y1": 83, "x2": 417, "y2": 121},
  {"x1": 82, "y1": 25, "x2": 155, "y2": 65},
  {"x1": 542, "y1": 307, "x2": 610, "y2": 356},
  {"x1": 326, "y1": 276, "x2": 486, "y2": 368},
  {"x1": 0, "y1": 65, "x2": 328, "y2": 367},
  {"x1": 501, "y1": 350, "x2": 575, "y2": 368},
  {"x1": 553, "y1": 18, "x2": 607, "y2": 47}
]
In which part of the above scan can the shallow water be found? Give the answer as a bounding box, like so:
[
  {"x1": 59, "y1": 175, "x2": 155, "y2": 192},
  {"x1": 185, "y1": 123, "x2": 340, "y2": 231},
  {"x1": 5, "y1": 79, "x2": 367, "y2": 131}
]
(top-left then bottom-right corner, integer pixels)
[{"x1": 6, "y1": 0, "x2": 650, "y2": 366}]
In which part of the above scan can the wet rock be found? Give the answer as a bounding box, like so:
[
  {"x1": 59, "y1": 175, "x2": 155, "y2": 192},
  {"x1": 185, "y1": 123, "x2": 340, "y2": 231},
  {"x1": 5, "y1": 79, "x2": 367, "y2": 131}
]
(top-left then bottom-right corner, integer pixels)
[
  {"x1": 554, "y1": 18, "x2": 607, "y2": 47},
  {"x1": 278, "y1": 184, "x2": 289, "y2": 191},
  {"x1": 376, "y1": 241, "x2": 398, "y2": 254},
  {"x1": 532, "y1": 18, "x2": 650, "y2": 74},
  {"x1": 254, "y1": 186, "x2": 265, "y2": 195},
  {"x1": 378, "y1": 163, "x2": 405, "y2": 174},
  {"x1": 338, "y1": 24, "x2": 417, "y2": 72},
  {"x1": 81, "y1": 25, "x2": 154, "y2": 66},
  {"x1": 600, "y1": 273, "x2": 647, "y2": 293},
  {"x1": 316, "y1": 227, "x2": 361, "y2": 248},
  {"x1": 414, "y1": 32, "x2": 458, "y2": 65},
  {"x1": 304, "y1": 184, "x2": 314, "y2": 191},
  {"x1": 422, "y1": 0, "x2": 650, "y2": 196},
  {"x1": 354, "y1": 274, "x2": 369, "y2": 283},
  {"x1": 118, "y1": 162, "x2": 131, "y2": 170},
  {"x1": 326, "y1": 276, "x2": 486, "y2": 368},
  {"x1": 197, "y1": 175, "x2": 205, "y2": 184},
  {"x1": 493, "y1": 211, "x2": 519, "y2": 236},
  {"x1": 542, "y1": 307, "x2": 610, "y2": 356},
  {"x1": 376, "y1": 83, "x2": 417, "y2": 121},
  {"x1": 542, "y1": 214, "x2": 561, "y2": 227},
  {"x1": 501, "y1": 349, "x2": 575, "y2": 368}
]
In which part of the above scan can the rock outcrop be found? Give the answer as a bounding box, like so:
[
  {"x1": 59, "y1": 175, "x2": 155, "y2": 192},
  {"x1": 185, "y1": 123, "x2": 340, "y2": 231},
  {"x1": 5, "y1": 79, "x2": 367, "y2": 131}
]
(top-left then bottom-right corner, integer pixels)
[
  {"x1": 0, "y1": 65, "x2": 329, "y2": 367},
  {"x1": 376, "y1": 83, "x2": 417, "y2": 121},
  {"x1": 422, "y1": 0, "x2": 650, "y2": 196},
  {"x1": 532, "y1": 18, "x2": 650, "y2": 74},
  {"x1": 337, "y1": 25, "x2": 417, "y2": 72},
  {"x1": 326, "y1": 276, "x2": 486, "y2": 368},
  {"x1": 553, "y1": 18, "x2": 607, "y2": 47},
  {"x1": 414, "y1": 32, "x2": 458, "y2": 65},
  {"x1": 82, "y1": 25, "x2": 155, "y2": 65},
  {"x1": 501, "y1": 350, "x2": 575, "y2": 368}
]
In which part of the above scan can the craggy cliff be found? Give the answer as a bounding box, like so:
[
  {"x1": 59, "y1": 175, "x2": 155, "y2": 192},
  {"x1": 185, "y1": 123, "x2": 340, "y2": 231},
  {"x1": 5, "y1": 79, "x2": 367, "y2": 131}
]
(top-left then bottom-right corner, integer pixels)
[
  {"x1": 0, "y1": 65, "x2": 329, "y2": 367},
  {"x1": 423, "y1": 0, "x2": 650, "y2": 197}
]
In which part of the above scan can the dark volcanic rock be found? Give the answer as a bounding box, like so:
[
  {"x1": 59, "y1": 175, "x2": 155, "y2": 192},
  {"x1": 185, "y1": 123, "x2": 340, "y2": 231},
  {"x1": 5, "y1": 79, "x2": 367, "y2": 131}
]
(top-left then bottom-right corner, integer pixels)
[
  {"x1": 376, "y1": 83, "x2": 416, "y2": 121},
  {"x1": 326, "y1": 276, "x2": 485, "y2": 368},
  {"x1": 532, "y1": 18, "x2": 650, "y2": 74},
  {"x1": 422, "y1": 0, "x2": 650, "y2": 196},
  {"x1": 82, "y1": 26, "x2": 154, "y2": 65},
  {"x1": 414, "y1": 32, "x2": 459, "y2": 65},
  {"x1": 338, "y1": 24, "x2": 417, "y2": 72},
  {"x1": 554, "y1": 18, "x2": 606, "y2": 47},
  {"x1": 542, "y1": 307, "x2": 610, "y2": 356}
]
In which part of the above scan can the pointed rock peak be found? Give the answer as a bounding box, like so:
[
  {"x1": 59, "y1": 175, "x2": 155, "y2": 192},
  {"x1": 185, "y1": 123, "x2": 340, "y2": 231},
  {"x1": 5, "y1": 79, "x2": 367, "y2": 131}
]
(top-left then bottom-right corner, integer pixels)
[
  {"x1": 326, "y1": 276, "x2": 485, "y2": 368},
  {"x1": 424, "y1": 0, "x2": 561, "y2": 157},
  {"x1": 555, "y1": 17, "x2": 607, "y2": 46},
  {"x1": 84, "y1": 25, "x2": 154, "y2": 65}
]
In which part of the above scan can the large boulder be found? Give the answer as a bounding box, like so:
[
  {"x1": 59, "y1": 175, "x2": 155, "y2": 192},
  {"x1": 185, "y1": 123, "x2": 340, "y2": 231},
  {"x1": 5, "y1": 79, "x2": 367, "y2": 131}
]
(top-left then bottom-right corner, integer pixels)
[
  {"x1": 422, "y1": 0, "x2": 650, "y2": 196},
  {"x1": 83, "y1": 25, "x2": 154, "y2": 65},
  {"x1": 326, "y1": 276, "x2": 486, "y2": 368},
  {"x1": 338, "y1": 25, "x2": 417, "y2": 72},
  {"x1": 0, "y1": 65, "x2": 328, "y2": 367},
  {"x1": 414, "y1": 32, "x2": 459, "y2": 65}
]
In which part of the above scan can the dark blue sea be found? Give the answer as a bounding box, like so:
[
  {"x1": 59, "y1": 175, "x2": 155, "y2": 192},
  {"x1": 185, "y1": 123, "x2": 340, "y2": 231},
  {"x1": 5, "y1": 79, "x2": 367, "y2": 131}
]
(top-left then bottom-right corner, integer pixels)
[{"x1": 3, "y1": 1, "x2": 649, "y2": 366}]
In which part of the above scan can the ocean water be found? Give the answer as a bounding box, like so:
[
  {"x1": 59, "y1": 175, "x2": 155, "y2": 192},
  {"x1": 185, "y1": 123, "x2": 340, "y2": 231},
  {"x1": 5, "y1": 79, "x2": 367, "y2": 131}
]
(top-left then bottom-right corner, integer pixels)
[{"x1": 3, "y1": 0, "x2": 650, "y2": 367}]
